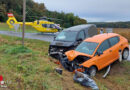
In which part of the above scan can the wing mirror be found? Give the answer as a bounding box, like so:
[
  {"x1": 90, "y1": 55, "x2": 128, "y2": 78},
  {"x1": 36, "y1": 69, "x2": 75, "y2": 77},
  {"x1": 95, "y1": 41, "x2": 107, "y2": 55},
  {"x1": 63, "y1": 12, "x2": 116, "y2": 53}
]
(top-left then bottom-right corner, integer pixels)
[
  {"x1": 77, "y1": 38, "x2": 83, "y2": 42},
  {"x1": 97, "y1": 51, "x2": 103, "y2": 56},
  {"x1": 54, "y1": 36, "x2": 56, "y2": 40}
]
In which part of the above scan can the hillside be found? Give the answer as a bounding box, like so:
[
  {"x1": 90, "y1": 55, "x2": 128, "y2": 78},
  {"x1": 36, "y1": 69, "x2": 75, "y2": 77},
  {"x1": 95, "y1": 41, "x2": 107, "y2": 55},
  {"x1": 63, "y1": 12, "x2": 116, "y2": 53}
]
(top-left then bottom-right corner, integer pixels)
[{"x1": 0, "y1": 0, "x2": 87, "y2": 28}]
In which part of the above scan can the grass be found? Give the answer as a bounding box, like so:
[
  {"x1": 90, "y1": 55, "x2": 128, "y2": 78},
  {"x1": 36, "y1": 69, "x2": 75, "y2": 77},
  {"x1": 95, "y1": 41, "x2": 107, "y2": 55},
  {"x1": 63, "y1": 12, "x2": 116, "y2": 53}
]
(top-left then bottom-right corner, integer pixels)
[
  {"x1": 4, "y1": 45, "x2": 32, "y2": 54},
  {"x1": 0, "y1": 35, "x2": 61, "y2": 89},
  {"x1": 0, "y1": 23, "x2": 39, "y2": 33},
  {"x1": 0, "y1": 35, "x2": 87, "y2": 90},
  {"x1": 96, "y1": 61, "x2": 130, "y2": 90},
  {"x1": 0, "y1": 34, "x2": 130, "y2": 90}
]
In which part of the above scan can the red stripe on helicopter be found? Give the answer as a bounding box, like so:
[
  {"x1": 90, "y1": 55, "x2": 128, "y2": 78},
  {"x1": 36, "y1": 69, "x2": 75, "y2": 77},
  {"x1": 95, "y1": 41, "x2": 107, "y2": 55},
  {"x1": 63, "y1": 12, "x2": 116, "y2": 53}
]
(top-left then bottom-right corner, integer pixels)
[{"x1": 8, "y1": 13, "x2": 14, "y2": 17}]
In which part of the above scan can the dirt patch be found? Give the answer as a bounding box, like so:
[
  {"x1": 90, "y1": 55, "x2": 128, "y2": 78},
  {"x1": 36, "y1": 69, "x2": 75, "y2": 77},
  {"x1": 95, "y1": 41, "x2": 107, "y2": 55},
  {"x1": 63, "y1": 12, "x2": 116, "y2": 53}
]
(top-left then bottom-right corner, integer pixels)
[
  {"x1": 61, "y1": 70, "x2": 91, "y2": 90},
  {"x1": 0, "y1": 36, "x2": 8, "y2": 44},
  {"x1": 51, "y1": 57, "x2": 130, "y2": 90},
  {"x1": 50, "y1": 58, "x2": 91, "y2": 90},
  {"x1": 95, "y1": 61, "x2": 129, "y2": 90},
  {"x1": 109, "y1": 61, "x2": 126, "y2": 75}
]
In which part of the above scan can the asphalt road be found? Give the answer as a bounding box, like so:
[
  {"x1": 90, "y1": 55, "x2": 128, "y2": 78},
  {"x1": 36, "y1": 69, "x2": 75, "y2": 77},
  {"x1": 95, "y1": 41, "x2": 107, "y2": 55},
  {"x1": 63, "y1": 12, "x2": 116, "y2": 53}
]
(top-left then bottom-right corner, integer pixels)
[
  {"x1": 0, "y1": 31, "x2": 55, "y2": 42},
  {"x1": 0, "y1": 31, "x2": 129, "y2": 61}
]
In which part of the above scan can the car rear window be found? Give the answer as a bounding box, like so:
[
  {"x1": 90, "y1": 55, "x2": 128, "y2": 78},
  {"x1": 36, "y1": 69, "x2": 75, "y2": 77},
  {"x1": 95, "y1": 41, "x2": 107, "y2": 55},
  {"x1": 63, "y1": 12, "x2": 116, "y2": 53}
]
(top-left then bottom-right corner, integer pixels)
[
  {"x1": 109, "y1": 36, "x2": 119, "y2": 47},
  {"x1": 77, "y1": 30, "x2": 85, "y2": 40},
  {"x1": 97, "y1": 40, "x2": 110, "y2": 52}
]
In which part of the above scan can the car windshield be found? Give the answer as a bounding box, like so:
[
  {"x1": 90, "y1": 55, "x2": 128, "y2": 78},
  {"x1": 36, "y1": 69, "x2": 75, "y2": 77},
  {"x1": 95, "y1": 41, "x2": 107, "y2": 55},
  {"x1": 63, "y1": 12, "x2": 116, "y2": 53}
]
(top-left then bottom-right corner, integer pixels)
[
  {"x1": 75, "y1": 41, "x2": 99, "y2": 55},
  {"x1": 55, "y1": 31, "x2": 78, "y2": 42}
]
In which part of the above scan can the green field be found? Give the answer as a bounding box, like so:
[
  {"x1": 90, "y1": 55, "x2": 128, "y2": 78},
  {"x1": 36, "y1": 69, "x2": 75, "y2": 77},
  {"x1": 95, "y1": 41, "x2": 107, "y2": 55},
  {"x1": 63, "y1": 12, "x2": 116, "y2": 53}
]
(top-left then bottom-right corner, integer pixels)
[
  {"x1": 0, "y1": 23, "x2": 39, "y2": 33},
  {"x1": 0, "y1": 35, "x2": 130, "y2": 90}
]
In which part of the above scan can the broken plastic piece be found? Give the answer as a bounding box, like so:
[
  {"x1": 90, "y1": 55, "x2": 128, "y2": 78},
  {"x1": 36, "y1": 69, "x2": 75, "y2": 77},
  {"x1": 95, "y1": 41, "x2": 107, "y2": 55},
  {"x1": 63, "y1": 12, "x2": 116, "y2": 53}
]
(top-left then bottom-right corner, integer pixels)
[
  {"x1": 55, "y1": 68, "x2": 63, "y2": 75},
  {"x1": 73, "y1": 71, "x2": 99, "y2": 90},
  {"x1": 102, "y1": 65, "x2": 111, "y2": 78},
  {"x1": 54, "y1": 61, "x2": 60, "y2": 65},
  {"x1": 0, "y1": 75, "x2": 3, "y2": 82},
  {"x1": 119, "y1": 49, "x2": 122, "y2": 62},
  {"x1": 59, "y1": 53, "x2": 75, "y2": 72}
]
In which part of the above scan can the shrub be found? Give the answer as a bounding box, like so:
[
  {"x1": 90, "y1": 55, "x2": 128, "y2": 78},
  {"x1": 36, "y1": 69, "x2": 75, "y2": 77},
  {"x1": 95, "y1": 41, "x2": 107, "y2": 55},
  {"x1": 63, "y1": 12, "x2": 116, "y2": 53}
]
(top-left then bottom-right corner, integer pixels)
[{"x1": 5, "y1": 45, "x2": 32, "y2": 54}]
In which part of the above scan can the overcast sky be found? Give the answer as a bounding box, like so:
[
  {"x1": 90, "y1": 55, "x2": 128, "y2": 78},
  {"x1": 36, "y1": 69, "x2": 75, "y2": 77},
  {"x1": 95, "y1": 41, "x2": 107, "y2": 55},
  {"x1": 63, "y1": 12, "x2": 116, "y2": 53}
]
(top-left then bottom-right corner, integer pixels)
[{"x1": 34, "y1": 0, "x2": 130, "y2": 22}]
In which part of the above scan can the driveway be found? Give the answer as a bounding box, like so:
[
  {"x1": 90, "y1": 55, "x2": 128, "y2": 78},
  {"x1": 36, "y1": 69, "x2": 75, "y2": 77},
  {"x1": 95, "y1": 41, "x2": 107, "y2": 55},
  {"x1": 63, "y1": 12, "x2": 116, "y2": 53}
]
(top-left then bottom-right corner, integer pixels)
[{"x1": 0, "y1": 31, "x2": 130, "y2": 61}]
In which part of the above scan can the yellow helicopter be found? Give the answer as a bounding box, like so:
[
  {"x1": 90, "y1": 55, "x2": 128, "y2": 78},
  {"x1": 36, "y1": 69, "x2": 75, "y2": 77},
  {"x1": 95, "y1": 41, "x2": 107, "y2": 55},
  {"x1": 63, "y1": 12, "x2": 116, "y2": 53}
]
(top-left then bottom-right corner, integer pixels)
[{"x1": 6, "y1": 13, "x2": 61, "y2": 33}]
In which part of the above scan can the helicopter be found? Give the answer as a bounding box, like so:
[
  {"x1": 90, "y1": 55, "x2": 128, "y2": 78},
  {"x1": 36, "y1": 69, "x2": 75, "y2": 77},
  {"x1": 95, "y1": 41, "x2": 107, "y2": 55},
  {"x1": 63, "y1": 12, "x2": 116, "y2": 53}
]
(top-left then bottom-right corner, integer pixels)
[{"x1": 6, "y1": 13, "x2": 62, "y2": 33}]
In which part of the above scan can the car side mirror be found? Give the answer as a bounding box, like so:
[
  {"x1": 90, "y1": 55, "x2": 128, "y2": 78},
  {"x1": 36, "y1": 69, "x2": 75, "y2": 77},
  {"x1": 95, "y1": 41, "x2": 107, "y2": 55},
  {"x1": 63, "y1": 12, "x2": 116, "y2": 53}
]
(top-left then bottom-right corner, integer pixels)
[
  {"x1": 54, "y1": 36, "x2": 56, "y2": 40},
  {"x1": 97, "y1": 51, "x2": 103, "y2": 56},
  {"x1": 77, "y1": 38, "x2": 83, "y2": 42}
]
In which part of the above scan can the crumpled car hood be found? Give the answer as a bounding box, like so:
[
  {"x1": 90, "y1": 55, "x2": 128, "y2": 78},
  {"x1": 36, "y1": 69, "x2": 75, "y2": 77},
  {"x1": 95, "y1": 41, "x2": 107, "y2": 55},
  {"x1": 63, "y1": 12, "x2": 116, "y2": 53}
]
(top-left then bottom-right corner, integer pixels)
[{"x1": 65, "y1": 50, "x2": 92, "y2": 61}]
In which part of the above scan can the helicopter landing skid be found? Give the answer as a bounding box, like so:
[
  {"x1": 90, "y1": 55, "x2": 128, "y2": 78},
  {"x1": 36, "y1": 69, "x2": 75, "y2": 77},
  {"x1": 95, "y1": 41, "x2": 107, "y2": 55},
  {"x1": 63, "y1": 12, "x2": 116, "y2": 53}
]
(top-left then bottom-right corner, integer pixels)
[{"x1": 37, "y1": 32, "x2": 57, "y2": 36}]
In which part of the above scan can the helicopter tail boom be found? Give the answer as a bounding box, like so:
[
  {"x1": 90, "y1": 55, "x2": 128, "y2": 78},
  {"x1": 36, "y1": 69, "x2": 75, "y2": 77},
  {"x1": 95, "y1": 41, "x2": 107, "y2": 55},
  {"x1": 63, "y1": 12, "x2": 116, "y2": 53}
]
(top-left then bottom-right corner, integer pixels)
[
  {"x1": 6, "y1": 13, "x2": 33, "y2": 28},
  {"x1": 6, "y1": 13, "x2": 18, "y2": 28}
]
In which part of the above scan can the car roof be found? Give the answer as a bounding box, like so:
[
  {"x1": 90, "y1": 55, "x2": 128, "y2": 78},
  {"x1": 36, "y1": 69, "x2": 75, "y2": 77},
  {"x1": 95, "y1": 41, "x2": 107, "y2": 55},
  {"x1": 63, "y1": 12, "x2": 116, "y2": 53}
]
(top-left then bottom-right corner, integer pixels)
[
  {"x1": 63, "y1": 24, "x2": 96, "y2": 32},
  {"x1": 84, "y1": 33, "x2": 119, "y2": 43}
]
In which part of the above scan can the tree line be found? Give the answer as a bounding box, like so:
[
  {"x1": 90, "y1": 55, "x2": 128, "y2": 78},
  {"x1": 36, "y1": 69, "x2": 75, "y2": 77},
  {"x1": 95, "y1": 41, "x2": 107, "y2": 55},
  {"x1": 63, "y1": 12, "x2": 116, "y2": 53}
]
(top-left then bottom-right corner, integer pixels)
[
  {"x1": 0, "y1": 0, "x2": 87, "y2": 28},
  {"x1": 89, "y1": 22, "x2": 130, "y2": 28}
]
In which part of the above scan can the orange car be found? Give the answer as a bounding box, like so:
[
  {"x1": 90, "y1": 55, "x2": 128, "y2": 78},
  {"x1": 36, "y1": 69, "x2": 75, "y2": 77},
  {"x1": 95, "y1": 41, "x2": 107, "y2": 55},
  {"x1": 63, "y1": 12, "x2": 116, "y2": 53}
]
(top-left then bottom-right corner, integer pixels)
[{"x1": 60, "y1": 33, "x2": 129, "y2": 76}]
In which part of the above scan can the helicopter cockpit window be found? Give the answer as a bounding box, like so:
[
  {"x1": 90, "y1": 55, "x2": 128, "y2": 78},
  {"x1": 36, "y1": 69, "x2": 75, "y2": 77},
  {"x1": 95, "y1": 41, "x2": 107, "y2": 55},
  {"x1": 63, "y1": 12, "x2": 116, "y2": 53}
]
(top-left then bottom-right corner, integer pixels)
[
  {"x1": 50, "y1": 24, "x2": 56, "y2": 28},
  {"x1": 46, "y1": 24, "x2": 50, "y2": 28},
  {"x1": 42, "y1": 24, "x2": 47, "y2": 27},
  {"x1": 42, "y1": 24, "x2": 56, "y2": 28},
  {"x1": 37, "y1": 21, "x2": 40, "y2": 24}
]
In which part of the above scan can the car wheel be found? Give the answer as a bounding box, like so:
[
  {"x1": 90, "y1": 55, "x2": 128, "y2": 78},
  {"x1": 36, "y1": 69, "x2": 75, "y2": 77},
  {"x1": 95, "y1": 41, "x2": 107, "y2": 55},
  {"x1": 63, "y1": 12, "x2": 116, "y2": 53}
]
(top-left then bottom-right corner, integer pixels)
[
  {"x1": 122, "y1": 49, "x2": 129, "y2": 60},
  {"x1": 88, "y1": 66, "x2": 97, "y2": 77}
]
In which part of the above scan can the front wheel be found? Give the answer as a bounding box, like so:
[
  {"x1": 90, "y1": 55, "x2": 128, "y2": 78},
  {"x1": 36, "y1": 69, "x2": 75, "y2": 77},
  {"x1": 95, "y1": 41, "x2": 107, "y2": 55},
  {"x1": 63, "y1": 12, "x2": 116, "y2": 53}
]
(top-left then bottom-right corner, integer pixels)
[
  {"x1": 88, "y1": 66, "x2": 97, "y2": 77},
  {"x1": 122, "y1": 49, "x2": 129, "y2": 60}
]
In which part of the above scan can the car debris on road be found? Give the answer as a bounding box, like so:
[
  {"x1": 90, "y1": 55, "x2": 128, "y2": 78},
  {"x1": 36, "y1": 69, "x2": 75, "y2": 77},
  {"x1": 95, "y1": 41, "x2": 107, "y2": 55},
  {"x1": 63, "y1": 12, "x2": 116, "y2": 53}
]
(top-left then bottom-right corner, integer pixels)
[{"x1": 73, "y1": 71, "x2": 99, "y2": 90}]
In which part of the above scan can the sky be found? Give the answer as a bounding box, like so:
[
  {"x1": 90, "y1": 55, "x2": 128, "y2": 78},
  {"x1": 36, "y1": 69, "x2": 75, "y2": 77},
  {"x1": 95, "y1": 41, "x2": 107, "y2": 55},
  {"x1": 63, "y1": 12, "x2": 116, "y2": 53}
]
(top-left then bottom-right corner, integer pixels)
[{"x1": 34, "y1": 0, "x2": 130, "y2": 22}]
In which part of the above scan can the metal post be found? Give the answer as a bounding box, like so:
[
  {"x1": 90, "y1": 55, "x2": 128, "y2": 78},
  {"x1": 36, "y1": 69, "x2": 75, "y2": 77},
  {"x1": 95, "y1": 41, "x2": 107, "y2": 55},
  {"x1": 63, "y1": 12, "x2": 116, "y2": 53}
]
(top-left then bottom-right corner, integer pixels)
[{"x1": 22, "y1": 0, "x2": 26, "y2": 46}]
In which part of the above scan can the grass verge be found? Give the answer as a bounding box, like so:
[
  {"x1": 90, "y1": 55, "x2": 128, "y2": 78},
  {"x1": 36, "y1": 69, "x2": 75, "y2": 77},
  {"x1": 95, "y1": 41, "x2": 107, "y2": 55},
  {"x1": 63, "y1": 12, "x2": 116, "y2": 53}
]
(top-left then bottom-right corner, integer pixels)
[{"x1": 0, "y1": 35, "x2": 86, "y2": 90}]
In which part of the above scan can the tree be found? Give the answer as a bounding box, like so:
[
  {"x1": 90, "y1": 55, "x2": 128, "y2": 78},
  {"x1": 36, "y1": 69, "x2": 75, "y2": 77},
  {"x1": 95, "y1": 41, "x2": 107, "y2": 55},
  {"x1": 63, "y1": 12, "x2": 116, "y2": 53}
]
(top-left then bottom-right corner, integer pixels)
[{"x1": 0, "y1": 0, "x2": 87, "y2": 28}]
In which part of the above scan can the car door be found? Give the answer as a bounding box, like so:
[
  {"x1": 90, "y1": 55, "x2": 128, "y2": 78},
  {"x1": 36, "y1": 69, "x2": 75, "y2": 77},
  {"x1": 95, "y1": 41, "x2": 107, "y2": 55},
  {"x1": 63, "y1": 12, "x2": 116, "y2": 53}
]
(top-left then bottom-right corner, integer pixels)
[
  {"x1": 76, "y1": 30, "x2": 85, "y2": 44},
  {"x1": 108, "y1": 36, "x2": 120, "y2": 63},
  {"x1": 94, "y1": 39, "x2": 112, "y2": 70},
  {"x1": 77, "y1": 30, "x2": 85, "y2": 40}
]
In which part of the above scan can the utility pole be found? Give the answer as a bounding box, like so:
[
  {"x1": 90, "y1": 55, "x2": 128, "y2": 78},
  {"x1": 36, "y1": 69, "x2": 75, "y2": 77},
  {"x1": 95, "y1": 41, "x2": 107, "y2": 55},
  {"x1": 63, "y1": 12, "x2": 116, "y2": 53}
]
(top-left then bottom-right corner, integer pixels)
[{"x1": 22, "y1": 0, "x2": 26, "y2": 46}]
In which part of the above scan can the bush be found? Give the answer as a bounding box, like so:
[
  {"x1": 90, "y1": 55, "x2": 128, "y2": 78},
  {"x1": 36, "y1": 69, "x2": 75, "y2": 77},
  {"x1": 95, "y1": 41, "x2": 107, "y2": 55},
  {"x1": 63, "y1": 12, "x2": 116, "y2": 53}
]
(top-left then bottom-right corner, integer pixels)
[{"x1": 5, "y1": 45, "x2": 32, "y2": 54}]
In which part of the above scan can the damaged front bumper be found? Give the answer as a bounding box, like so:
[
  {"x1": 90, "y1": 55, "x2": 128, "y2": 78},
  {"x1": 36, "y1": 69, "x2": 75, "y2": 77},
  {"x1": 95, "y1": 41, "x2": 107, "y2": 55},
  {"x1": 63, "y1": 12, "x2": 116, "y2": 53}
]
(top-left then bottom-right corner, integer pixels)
[
  {"x1": 49, "y1": 45, "x2": 75, "y2": 59},
  {"x1": 59, "y1": 53, "x2": 89, "y2": 73},
  {"x1": 49, "y1": 45, "x2": 68, "y2": 59}
]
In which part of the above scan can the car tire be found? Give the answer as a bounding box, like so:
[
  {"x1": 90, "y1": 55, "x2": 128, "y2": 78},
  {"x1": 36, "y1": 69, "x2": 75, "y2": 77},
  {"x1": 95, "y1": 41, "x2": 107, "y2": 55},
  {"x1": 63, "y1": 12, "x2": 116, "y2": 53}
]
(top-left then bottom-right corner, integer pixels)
[
  {"x1": 122, "y1": 48, "x2": 129, "y2": 60},
  {"x1": 88, "y1": 66, "x2": 97, "y2": 77}
]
